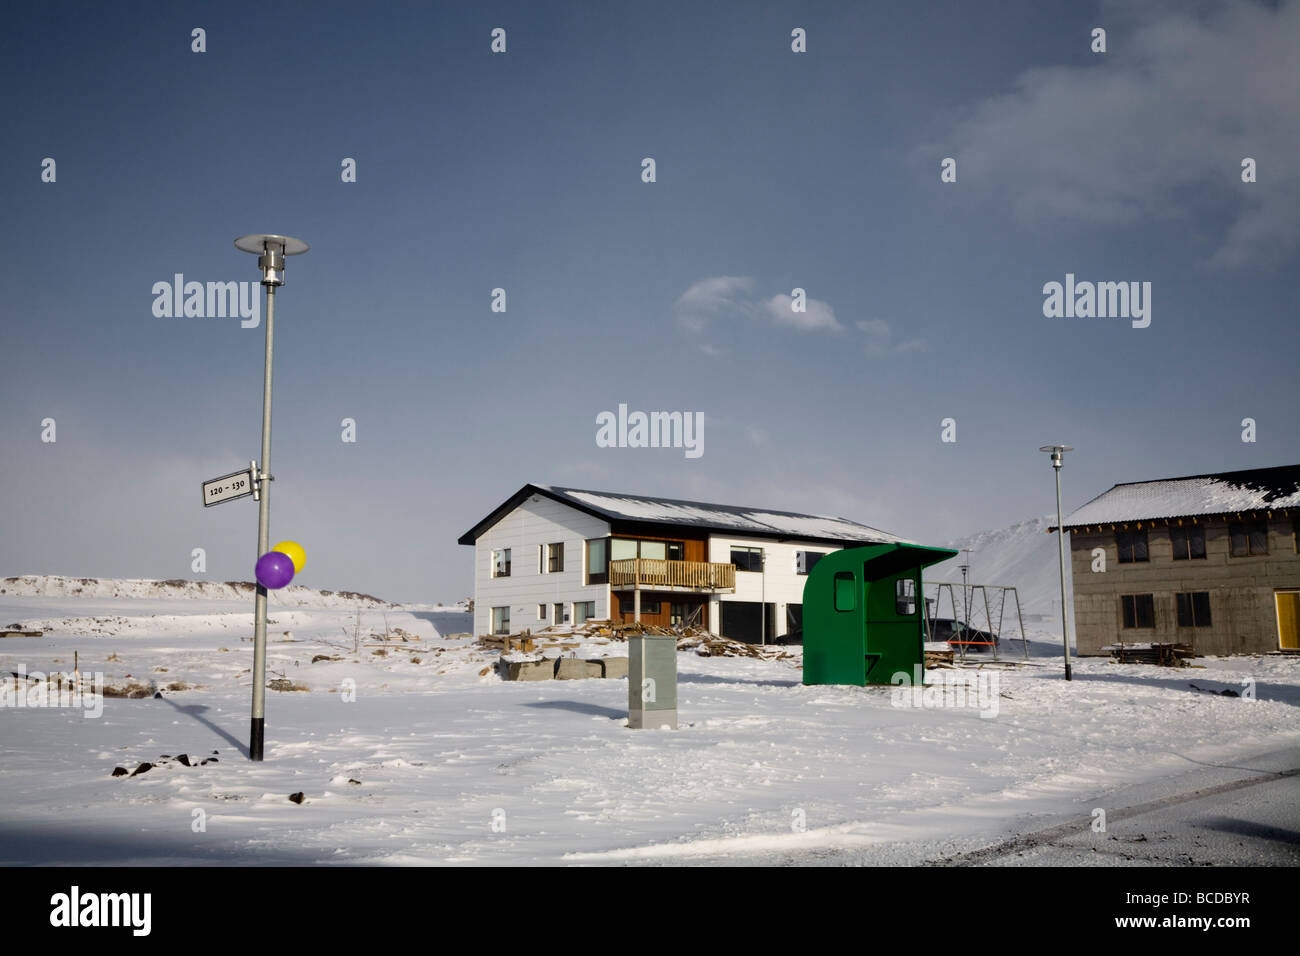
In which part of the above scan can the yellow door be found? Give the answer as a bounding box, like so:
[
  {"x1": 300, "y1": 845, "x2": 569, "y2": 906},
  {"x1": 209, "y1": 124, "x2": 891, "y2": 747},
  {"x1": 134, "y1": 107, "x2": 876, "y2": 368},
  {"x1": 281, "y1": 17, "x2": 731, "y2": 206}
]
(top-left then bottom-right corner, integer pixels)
[{"x1": 1277, "y1": 592, "x2": 1300, "y2": 651}]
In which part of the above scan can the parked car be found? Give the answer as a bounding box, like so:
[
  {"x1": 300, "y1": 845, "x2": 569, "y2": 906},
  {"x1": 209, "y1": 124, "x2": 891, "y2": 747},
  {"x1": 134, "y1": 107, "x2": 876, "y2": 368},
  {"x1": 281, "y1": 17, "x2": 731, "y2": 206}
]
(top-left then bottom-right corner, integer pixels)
[{"x1": 927, "y1": 617, "x2": 999, "y2": 651}]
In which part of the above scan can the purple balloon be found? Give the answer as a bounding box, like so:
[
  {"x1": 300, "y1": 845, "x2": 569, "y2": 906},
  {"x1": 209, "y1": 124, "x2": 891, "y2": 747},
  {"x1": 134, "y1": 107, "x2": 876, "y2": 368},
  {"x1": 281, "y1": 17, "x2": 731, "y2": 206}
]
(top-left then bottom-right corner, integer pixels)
[{"x1": 255, "y1": 550, "x2": 295, "y2": 590}]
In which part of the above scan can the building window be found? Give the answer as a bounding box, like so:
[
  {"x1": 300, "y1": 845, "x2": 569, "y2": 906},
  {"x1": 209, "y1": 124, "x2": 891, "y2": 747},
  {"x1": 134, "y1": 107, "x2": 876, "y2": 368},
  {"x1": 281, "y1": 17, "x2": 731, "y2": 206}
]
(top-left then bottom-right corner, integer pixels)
[
  {"x1": 834, "y1": 572, "x2": 856, "y2": 612},
  {"x1": 547, "y1": 542, "x2": 564, "y2": 573},
  {"x1": 667, "y1": 542, "x2": 684, "y2": 561},
  {"x1": 491, "y1": 548, "x2": 511, "y2": 577},
  {"x1": 638, "y1": 540, "x2": 667, "y2": 561},
  {"x1": 786, "y1": 603, "x2": 803, "y2": 640},
  {"x1": 1176, "y1": 592, "x2": 1212, "y2": 628},
  {"x1": 796, "y1": 551, "x2": 826, "y2": 575},
  {"x1": 586, "y1": 538, "x2": 608, "y2": 585},
  {"x1": 1170, "y1": 525, "x2": 1206, "y2": 560},
  {"x1": 611, "y1": 538, "x2": 638, "y2": 563},
  {"x1": 619, "y1": 597, "x2": 661, "y2": 616},
  {"x1": 1230, "y1": 519, "x2": 1268, "y2": 556},
  {"x1": 537, "y1": 604, "x2": 546, "y2": 621},
  {"x1": 575, "y1": 601, "x2": 595, "y2": 624},
  {"x1": 670, "y1": 603, "x2": 703, "y2": 628},
  {"x1": 552, "y1": 603, "x2": 569, "y2": 626},
  {"x1": 896, "y1": 578, "x2": 917, "y2": 616},
  {"x1": 731, "y1": 546, "x2": 763, "y2": 572},
  {"x1": 1121, "y1": 594, "x2": 1155, "y2": 629},
  {"x1": 1116, "y1": 531, "x2": 1148, "y2": 563},
  {"x1": 491, "y1": 606, "x2": 510, "y2": 635}
]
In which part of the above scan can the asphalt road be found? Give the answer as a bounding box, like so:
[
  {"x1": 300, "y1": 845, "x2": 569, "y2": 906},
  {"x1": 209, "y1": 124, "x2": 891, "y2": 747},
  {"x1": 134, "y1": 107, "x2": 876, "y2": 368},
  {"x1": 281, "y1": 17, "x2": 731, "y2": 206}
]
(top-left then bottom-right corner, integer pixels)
[{"x1": 935, "y1": 745, "x2": 1300, "y2": 866}]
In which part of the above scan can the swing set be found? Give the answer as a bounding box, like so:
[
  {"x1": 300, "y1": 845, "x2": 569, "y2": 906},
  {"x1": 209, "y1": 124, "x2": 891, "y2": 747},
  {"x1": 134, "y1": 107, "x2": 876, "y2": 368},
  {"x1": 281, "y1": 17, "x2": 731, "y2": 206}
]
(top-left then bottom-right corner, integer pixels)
[{"x1": 924, "y1": 580, "x2": 1028, "y2": 662}]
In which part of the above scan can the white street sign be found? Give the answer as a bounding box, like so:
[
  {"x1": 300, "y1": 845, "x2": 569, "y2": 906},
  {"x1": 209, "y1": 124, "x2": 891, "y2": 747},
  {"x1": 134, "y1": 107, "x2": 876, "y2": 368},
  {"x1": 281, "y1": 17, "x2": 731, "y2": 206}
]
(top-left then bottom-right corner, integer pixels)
[{"x1": 202, "y1": 467, "x2": 255, "y2": 507}]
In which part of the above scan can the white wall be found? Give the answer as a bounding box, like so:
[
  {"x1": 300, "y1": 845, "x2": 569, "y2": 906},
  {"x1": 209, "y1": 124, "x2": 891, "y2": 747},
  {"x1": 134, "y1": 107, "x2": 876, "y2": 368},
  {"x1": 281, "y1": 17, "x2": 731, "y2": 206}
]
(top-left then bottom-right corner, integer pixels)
[
  {"x1": 707, "y1": 535, "x2": 836, "y2": 637},
  {"x1": 471, "y1": 494, "x2": 611, "y2": 636}
]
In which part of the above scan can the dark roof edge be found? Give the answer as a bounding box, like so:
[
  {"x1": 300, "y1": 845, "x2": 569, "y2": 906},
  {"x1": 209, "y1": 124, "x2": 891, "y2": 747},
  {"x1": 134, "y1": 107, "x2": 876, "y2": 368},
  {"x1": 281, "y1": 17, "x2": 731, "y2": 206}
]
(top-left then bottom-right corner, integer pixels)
[
  {"x1": 1099, "y1": 462, "x2": 1300, "y2": 490},
  {"x1": 458, "y1": 484, "x2": 903, "y2": 547},
  {"x1": 1054, "y1": 503, "x2": 1298, "y2": 532}
]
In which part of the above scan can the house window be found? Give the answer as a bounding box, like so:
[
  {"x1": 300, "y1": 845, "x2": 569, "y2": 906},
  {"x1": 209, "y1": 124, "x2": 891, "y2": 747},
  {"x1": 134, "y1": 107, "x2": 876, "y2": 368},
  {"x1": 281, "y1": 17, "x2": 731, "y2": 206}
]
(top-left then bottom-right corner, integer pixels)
[
  {"x1": 586, "y1": 538, "x2": 608, "y2": 585},
  {"x1": 1121, "y1": 594, "x2": 1155, "y2": 629},
  {"x1": 834, "y1": 572, "x2": 856, "y2": 612},
  {"x1": 547, "y1": 542, "x2": 565, "y2": 573},
  {"x1": 491, "y1": 606, "x2": 510, "y2": 635},
  {"x1": 1170, "y1": 525, "x2": 1206, "y2": 560},
  {"x1": 786, "y1": 603, "x2": 803, "y2": 640},
  {"x1": 574, "y1": 601, "x2": 595, "y2": 624},
  {"x1": 537, "y1": 604, "x2": 546, "y2": 621},
  {"x1": 552, "y1": 603, "x2": 569, "y2": 626},
  {"x1": 1230, "y1": 519, "x2": 1268, "y2": 556},
  {"x1": 1176, "y1": 592, "x2": 1212, "y2": 628},
  {"x1": 1116, "y1": 531, "x2": 1148, "y2": 563},
  {"x1": 896, "y1": 578, "x2": 917, "y2": 616},
  {"x1": 796, "y1": 551, "x2": 825, "y2": 575},
  {"x1": 667, "y1": 542, "x2": 685, "y2": 561},
  {"x1": 618, "y1": 597, "x2": 661, "y2": 616},
  {"x1": 731, "y1": 546, "x2": 764, "y2": 572},
  {"x1": 491, "y1": 548, "x2": 511, "y2": 577},
  {"x1": 670, "y1": 602, "x2": 686, "y2": 627},
  {"x1": 639, "y1": 540, "x2": 667, "y2": 561}
]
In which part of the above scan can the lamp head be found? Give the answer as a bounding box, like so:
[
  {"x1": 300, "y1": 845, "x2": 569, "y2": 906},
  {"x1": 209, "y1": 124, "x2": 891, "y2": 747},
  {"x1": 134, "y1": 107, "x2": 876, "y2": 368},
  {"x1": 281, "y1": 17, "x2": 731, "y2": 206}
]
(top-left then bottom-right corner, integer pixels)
[
  {"x1": 235, "y1": 234, "x2": 309, "y2": 286},
  {"x1": 1039, "y1": 444, "x2": 1073, "y2": 468}
]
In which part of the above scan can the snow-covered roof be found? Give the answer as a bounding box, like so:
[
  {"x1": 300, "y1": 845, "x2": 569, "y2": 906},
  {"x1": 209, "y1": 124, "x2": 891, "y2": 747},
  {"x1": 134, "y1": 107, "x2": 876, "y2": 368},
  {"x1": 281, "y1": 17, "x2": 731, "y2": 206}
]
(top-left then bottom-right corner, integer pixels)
[
  {"x1": 1062, "y1": 464, "x2": 1300, "y2": 528},
  {"x1": 458, "y1": 483, "x2": 908, "y2": 546}
]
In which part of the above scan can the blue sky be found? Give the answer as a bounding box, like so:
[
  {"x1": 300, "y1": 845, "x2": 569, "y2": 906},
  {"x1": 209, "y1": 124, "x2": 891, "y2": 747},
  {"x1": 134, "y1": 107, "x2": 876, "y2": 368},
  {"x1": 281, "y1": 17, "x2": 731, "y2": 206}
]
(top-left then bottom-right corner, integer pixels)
[{"x1": 2, "y1": 0, "x2": 1297, "y2": 602}]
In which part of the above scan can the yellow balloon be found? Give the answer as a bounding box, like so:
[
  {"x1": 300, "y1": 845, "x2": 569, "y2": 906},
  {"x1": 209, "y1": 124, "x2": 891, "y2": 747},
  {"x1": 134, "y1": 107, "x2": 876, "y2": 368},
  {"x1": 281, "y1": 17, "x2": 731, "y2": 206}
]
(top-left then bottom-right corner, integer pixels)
[{"x1": 272, "y1": 540, "x2": 306, "y2": 574}]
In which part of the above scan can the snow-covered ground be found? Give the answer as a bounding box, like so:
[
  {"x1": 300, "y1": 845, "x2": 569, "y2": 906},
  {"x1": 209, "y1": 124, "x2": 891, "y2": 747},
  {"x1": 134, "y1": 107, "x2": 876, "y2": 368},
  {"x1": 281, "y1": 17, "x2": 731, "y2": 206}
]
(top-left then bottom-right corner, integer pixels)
[{"x1": 1, "y1": 575, "x2": 1297, "y2": 866}]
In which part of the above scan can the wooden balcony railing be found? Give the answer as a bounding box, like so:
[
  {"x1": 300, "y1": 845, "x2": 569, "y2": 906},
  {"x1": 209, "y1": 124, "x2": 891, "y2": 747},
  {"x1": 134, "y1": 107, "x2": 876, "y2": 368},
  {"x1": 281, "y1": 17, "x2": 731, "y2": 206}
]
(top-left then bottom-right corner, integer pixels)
[{"x1": 609, "y1": 558, "x2": 735, "y2": 591}]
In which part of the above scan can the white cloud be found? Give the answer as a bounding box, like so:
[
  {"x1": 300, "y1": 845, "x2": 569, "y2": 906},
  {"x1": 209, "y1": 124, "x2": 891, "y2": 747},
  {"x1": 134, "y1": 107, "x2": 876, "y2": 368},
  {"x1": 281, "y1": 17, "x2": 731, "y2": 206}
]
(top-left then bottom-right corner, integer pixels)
[
  {"x1": 673, "y1": 276, "x2": 755, "y2": 332},
  {"x1": 856, "y1": 319, "x2": 928, "y2": 357},
  {"x1": 933, "y1": 0, "x2": 1300, "y2": 269},
  {"x1": 675, "y1": 276, "x2": 843, "y2": 334},
  {"x1": 763, "y1": 294, "x2": 842, "y2": 331}
]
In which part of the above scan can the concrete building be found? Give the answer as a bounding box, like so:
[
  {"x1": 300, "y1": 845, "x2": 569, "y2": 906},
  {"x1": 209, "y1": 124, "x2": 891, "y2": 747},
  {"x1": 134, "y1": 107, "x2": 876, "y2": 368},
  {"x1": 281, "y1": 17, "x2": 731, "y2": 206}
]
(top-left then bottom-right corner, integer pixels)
[
  {"x1": 457, "y1": 484, "x2": 908, "y2": 642},
  {"x1": 1060, "y1": 464, "x2": 1300, "y2": 656}
]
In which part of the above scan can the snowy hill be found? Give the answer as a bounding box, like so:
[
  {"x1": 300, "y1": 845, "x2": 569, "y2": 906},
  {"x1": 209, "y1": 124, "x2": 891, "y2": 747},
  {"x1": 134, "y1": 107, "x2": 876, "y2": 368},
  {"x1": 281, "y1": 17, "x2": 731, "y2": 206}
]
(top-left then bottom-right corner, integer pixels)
[
  {"x1": 0, "y1": 574, "x2": 399, "y2": 609},
  {"x1": 924, "y1": 515, "x2": 1073, "y2": 619}
]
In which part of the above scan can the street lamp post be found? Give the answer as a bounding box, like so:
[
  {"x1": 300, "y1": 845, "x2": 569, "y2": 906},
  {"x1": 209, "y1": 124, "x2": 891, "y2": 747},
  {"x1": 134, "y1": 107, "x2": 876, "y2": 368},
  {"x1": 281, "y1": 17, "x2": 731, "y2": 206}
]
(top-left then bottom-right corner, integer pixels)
[
  {"x1": 235, "y1": 234, "x2": 309, "y2": 760},
  {"x1": 1039, "y1": 444, "x2": 1074, "y2": 681}
]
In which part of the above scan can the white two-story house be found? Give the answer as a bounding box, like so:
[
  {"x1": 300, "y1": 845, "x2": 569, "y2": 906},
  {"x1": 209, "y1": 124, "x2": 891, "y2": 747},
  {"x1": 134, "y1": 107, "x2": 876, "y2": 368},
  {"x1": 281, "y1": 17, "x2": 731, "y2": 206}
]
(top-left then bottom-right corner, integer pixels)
[{"x1": 458, "y1": 484, "x2": 908, "y2": 642}]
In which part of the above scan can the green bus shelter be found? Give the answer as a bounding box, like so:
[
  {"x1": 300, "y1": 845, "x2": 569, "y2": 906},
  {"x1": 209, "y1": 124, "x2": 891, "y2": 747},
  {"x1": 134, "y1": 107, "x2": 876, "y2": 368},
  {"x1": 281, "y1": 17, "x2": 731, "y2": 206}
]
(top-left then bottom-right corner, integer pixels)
[{"x1": 802, "y1": 543, "x2": 958, "y2": 686}]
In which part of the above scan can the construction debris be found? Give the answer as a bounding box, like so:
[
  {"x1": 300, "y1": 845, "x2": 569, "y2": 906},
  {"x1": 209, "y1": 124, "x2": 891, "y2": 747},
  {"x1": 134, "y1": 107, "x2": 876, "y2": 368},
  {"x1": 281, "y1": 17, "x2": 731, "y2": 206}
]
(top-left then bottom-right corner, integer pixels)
[
  {"x1": 477, "y1": 617, "x2": 796, "y2": 681},
  {"x1": 925, "y1": 649, "x2": 955, "y2": 669},
  {"x1": 1104, "y1": 642, "x2": 1197, "y2": 667}
]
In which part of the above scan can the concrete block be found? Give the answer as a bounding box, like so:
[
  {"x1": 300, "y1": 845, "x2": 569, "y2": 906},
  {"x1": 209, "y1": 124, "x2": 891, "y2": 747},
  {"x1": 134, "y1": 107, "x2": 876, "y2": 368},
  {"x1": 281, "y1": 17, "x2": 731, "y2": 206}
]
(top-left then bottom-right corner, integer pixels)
[
  {"x1": 503, "y1": 658, "x2": 554, "y2": 681},
  {"x1": 599, "y1": 657, "x2": 629, "y2": 679},
  {"x1": 555, "y1": 658, "x2": 602, "y2": 680}
]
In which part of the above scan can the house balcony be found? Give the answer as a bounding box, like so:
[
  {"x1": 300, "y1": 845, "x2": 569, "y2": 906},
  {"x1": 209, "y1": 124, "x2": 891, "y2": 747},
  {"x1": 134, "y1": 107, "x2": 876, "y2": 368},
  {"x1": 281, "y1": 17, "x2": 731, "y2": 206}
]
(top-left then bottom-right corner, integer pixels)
[{"x1": 609, "y1": 558, "x2": 735, "y2": 592}]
